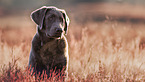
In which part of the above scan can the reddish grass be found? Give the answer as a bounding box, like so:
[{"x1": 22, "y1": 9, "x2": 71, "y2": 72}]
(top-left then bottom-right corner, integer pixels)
[{"x1": 1, "y1": 19, "x2": 145, "y2": 81}]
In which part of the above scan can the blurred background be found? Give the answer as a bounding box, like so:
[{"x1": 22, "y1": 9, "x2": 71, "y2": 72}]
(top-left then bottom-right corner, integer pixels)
[
  {"x1": 1, "y1": 0, "x2": 145, "y2": 22},
  {"x1": 1, "y1": 0, "x2": 145, "y2": 25}
]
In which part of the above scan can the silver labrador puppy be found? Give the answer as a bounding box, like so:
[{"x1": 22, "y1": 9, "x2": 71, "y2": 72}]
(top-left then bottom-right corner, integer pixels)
[{"x1": 28, "y1": 6, "x2": 70, "y2": 79}]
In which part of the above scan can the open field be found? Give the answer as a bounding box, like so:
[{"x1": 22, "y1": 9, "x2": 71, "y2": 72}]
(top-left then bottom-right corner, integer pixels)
[{"x1": 1, "y1": 3, "x2": 145, "y2": 81}]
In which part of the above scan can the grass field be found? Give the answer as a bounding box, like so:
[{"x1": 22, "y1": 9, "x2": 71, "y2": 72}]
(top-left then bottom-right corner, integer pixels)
[{"x1": 1, "y1": 3, "x2": 145, "y2": 81}]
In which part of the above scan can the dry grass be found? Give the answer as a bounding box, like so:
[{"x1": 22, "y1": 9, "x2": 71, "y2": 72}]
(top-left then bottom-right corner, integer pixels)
[
  {"x1": 67, "y1": 21, "x2": 145, "y2": 81},
  {"x1": 1, "y1": 5, "x2": 145, "y2": 81}
]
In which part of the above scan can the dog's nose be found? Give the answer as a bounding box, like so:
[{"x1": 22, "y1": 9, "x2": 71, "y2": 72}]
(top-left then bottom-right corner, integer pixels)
[{"x1": 56, "y1": 28, "x2": 63, "y2": 33}]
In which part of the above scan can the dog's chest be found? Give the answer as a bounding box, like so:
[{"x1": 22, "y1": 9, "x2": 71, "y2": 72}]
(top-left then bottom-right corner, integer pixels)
[{"x1": 40, "y1": 38, "x2": 67, "y2": 65}]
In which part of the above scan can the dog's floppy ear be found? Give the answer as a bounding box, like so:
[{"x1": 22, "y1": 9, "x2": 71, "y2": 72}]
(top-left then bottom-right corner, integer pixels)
[
  {"x1": 31, "y1": 6, "x2": 48, "y2": 30},
  {"x1": 59, "y1": 9, "x2": 70, "y2": 35}
]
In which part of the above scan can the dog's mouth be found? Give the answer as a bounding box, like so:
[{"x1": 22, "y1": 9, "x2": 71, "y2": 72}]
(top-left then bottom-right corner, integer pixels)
[{"x1": 46, "y1": 33, "x2": 62, "y2": 39}]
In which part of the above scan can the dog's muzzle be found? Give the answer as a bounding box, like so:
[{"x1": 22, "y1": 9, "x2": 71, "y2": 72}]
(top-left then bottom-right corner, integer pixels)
[
  {"x1": 55, "y1": 28, "x2": 63, "y2": 37},
  {"x1": 46, "y1": 28, "x2": 63, "y2": 38}
]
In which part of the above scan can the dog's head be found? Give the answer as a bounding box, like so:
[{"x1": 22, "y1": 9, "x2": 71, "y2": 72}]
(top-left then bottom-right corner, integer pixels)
[{"x1": 31, "y1": 6, "x2": 70, "y2": 38}]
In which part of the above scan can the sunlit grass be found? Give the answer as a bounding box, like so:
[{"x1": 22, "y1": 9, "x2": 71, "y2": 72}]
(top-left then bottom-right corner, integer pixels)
[{"x1": 1, "y1": 16, "x2": 145, "y2": 81}]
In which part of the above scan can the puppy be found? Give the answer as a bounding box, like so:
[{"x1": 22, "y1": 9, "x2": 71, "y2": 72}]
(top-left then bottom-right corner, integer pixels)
[{"x1": 28, "y1": 6, "x2": 70, "y2": 79}]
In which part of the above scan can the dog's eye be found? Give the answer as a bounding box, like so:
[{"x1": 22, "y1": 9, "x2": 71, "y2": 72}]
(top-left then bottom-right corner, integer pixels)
[
  {"x1": 48, "y1": 15, "x2": 55, "y2": 20},
  {"x1": 49, "y1": 16, "x2": 53, "y2": 20}
]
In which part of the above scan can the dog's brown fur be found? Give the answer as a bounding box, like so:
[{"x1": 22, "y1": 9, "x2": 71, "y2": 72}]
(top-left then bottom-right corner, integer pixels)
[{"x1": 28, "y1": 6, "x2": 69, "y2": 79}]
